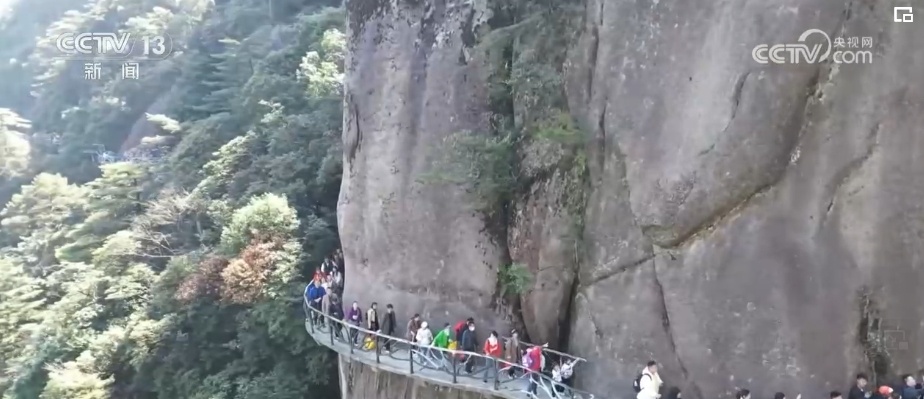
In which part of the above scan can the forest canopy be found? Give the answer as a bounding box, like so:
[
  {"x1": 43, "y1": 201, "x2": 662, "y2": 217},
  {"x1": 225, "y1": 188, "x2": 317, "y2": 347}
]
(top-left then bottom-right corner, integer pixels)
[{"x1": 0, "y1": 0, "x2": 344, "y2": 397}]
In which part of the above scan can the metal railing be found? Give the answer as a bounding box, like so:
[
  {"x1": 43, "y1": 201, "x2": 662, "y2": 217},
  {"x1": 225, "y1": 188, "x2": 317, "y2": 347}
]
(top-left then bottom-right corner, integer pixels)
[{"x1": 303, "y1": 300, "x2": 595, "y2": 399}]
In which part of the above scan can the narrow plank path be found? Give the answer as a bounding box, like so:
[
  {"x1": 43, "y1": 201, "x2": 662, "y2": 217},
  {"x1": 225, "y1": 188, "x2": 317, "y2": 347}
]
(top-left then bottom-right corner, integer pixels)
[{"x1": 304, "y1": 306, "x2": 597, "y2": 399}]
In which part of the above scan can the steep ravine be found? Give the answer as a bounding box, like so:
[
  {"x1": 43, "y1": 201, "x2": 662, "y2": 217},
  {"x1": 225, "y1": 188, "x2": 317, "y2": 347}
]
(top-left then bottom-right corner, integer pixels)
[{"x1": 338, "y1": 0, "x2": 924, "y2": 399}]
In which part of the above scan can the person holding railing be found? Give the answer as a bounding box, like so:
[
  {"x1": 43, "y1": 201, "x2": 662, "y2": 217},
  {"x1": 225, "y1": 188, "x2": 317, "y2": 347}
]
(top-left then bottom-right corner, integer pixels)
[
  {"x1": 524, "y1": 343, "x2": 545, "y2": 398},
  {"x1": 415, "y1": 321, "x2": 434, "y2": 362},
  {"x1": 482, "y1": 330, "x2": 502, "y2": 384},
  {"x1": 560, "y1": 358, "x2": 575, "y2": 392},
  {"x1": 364, "y1": 302, "x2": 380, "y2": 348},
  {"x1": 406, "y1": 313, "x2": 422, "y2": 342},
  {"x1": 433, "y1": 323, "x2": 452, "y2": 367},
  {"x1": 346, "y1": 302, "x2": 363, "y2": 345}
]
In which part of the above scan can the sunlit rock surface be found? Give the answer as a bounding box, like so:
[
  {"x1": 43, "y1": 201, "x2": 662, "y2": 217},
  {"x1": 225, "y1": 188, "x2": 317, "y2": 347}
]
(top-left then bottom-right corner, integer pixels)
[{"x1": 340, "y1": 0, "x2": 924, "y2": 398}]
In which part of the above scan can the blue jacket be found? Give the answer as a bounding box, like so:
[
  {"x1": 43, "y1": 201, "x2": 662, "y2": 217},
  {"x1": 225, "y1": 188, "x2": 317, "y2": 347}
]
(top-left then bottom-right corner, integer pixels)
[{"x1": 305, "y1": 283, "x2": 325, "y2": 301}]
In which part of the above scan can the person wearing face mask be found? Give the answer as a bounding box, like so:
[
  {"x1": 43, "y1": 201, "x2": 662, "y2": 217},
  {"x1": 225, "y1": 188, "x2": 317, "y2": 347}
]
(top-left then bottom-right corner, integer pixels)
[
  {"x1": 460, "y1": 321, "x2": 478, "y2": 373},
  {"x1": 482, "y1": 330, "x2": 502, "y2": 383}
]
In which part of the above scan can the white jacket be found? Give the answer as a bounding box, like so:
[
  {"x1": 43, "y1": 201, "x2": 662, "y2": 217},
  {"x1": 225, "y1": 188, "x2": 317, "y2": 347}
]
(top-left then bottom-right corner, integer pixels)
[
  {"x1": 637, "y1": 368, "x2": 662, "y2": 399},
  {"x1": 416, "y1": 327, "x2": 433, "y2": 346}
]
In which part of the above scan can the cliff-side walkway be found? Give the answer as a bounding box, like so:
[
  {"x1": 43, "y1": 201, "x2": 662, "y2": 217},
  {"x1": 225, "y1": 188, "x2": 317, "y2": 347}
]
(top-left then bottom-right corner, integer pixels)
[{"x1": 304, "y1": 305, "x2": 598, "y2": 399}]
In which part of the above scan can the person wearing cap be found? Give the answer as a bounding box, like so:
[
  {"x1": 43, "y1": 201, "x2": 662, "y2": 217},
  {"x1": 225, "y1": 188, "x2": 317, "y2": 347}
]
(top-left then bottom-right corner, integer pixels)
[
  {"x1": 504, "y1": 329, "x2": 521, "y2": 377},
  {"x1": 875, "y1": 385, "x2": 894, "y2": 399},
  {"x1": 850, "y1": 373, "x2": 871, "y2": 399},
  {"x1": 414, "y1": 321, "x2": 434, "y2": 361}
]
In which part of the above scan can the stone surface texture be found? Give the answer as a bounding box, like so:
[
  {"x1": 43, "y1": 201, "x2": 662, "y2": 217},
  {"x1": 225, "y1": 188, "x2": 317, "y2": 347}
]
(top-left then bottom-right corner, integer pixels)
[{"x1": 338, "y1": 0, "x2": 924, "y2": 398}]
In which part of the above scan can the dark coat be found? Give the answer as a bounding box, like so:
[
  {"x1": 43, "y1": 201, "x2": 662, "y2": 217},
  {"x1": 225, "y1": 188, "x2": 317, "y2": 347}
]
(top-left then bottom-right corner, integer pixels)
[
  {"x1": 461, "y1": 328, "x2": 477, "y2": 351},
  {"x1": 381, "y1": 311, "x2": 396, "y2": 335}
]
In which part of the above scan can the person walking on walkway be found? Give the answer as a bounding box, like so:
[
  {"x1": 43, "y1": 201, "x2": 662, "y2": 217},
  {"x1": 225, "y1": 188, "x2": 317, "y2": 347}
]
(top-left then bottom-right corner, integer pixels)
[
  {"x1": 482, "y1": 330, "x2": 502, "y2": 384},
  {"x1": 737, "y1": 390, "x2": 751, "y2": 399},
  {"x1": 415, "y1": 321, "x2": 434, "y2": 362},
  {"x1": 328, "y1": 293, "x2": 344, "y2": 339},
  {"x1": 636, "y1": 361, "x2": 663, "y2": 399},
  {"x1": 461, "y1": 321, "x2": 478, "y2": 373},
  {"x1": 559, "y1": 358, "x2": 575, "y2": 393},
  {"x1": 524, "y1": 344, "x2": 544, "y2": 398},
  {"x1": 850, "y1": 373, "x2": 871, "y2": 399},
  {"x1": 434, "y1": 323, "x2": 452, "y2": 349},
  {"x1": 831, "y1": 391, "x2": 843, "y2": 399},
  {"x1": 346, "y1": 301, "x2": 363, "y2": 345},
  {"x1": 454, "y1": 318, "x2": 473, "y2": 342},
  {"x1": 901, "y1": 375, "x2": 923, "y2": 399},
  {"x1": 406, "y1": 313, "x2": 422, "y2": 342},
  {"x1": 319, "y1": 282, "x2": 331, "y2": 328},
  {"x1": 379, "y1": 304, "x2": 396, "y2": 353},
  {"x1": 504, "y1": 329, "x2": 521, "y2": 378},
  {"x1": 432, "y1": 323, "x2": 452, "y2": 368},
  {"x1": 366, "y1": 302, "x2": 379, "y2": 331}
]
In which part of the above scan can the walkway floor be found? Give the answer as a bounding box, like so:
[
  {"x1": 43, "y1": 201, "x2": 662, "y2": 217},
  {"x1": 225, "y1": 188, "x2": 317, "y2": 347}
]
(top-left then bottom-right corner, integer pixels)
[{"x1": 305, "y1": 319, "x2": 591, "y2": 399}]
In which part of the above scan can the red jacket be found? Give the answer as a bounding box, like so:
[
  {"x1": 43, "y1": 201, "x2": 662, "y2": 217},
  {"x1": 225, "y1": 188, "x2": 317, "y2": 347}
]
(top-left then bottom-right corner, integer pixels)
[
  {"x1": 483, "y1": 338, "x2": 502, "y2": 358},
  {"x1": 526, "y1": 346, "x2": 542, "y2": 371}
]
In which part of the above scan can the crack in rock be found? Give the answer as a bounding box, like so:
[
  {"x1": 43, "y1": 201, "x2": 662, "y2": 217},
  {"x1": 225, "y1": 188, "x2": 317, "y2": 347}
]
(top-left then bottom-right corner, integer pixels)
[
  {"x1": 721, "y1": 70, "x2": 751, "y2": 133},
  {"x1": 652, "y1": 258, "x2": 704, "y2": 399},
  {"x1": 820, "y1": 121, "x2": 881, "y2": 225},
  {"x1": 587, "y1": 253, "x2": 654, "y2": 286}
]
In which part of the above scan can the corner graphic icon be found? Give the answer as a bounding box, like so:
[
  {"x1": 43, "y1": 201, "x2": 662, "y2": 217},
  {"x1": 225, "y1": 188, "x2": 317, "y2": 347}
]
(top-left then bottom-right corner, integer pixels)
[{"x1": 895, "y1": 7, "x2": 913, "y2": 22}]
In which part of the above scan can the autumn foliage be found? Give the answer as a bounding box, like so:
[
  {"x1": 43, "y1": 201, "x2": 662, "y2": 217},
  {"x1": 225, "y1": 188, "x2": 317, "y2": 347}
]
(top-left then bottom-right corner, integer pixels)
[
  {"x1": 220, "y1": 238, "x2": 282, "y2": 304},
  {"x1": 175, "y1": 256, "x2": 227, "y2": 303}
]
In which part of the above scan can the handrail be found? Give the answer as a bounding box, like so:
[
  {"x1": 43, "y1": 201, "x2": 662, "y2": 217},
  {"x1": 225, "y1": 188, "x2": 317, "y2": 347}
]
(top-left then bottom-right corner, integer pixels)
[
  {"x1": 303, "y1": 298, "x2": 596, "y2": 399},
  {"x1": 516, "y1": 340, "x2": 587, "y2": 364}
]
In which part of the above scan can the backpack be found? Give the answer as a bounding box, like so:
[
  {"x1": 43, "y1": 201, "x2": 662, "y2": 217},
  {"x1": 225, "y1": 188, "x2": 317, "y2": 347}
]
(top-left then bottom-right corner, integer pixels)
[
  {"x1": 522, "y1": 353, "x2": 534, "y2": 368},
  {"x1": 633, "y1": 373, "x2": 647, "y2": 393},
  {"x1": 454, "y1": 321, "x2": 467, "y2": 340}
]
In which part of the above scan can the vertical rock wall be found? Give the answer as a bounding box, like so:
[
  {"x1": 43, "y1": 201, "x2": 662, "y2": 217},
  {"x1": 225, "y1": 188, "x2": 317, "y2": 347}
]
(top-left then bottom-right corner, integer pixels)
[
  {"x1": 339, "y1": 0, "x2": 510, "y2": 337},
  {"x1": 340, "y1": 0, "x2": 924, "y2": 398},
  {"x1": 566, "y1": 0, "x2": 924, "y2": 398}
]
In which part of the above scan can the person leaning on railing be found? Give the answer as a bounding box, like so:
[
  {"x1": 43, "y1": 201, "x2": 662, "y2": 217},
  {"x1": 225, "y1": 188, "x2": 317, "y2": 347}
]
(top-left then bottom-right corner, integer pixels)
[{"x1": 406, "y1": 313, "x2": 422, "y2": 342}]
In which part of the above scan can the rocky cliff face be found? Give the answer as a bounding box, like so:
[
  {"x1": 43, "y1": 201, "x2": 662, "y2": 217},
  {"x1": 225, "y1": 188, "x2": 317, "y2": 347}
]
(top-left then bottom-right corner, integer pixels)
[
  {"x1": 339, "y1": 0, "x2": 924, "y2": 398},
  {"x1": 338, "y1": 357, "x2": 505, "y2": 399}
]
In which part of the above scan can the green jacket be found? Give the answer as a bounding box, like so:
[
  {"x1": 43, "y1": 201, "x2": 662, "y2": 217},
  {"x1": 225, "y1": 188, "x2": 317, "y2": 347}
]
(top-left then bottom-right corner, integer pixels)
[{"x1": 433, "y1": 328, "x2": 451, "y2": 348}]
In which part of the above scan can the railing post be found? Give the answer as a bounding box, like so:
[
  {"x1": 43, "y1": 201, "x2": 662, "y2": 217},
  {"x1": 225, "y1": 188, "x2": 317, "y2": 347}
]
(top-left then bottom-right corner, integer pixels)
[
  {"x1": 349, "y1": 326, "x2": 354, "y2": 355},
  {"x1": 452, "y1": 352, "x2": 458, "y2": 383},
  {"x1": 493, "y1": 358, "x2": 499, "y2": 390},
  {"x1": 409, "y1": 346, "x2": 414, "y2": 374},
  {"x1": 375, "y1": 334, "x2": 381, "y2": 363},
  {"x1": 308, "y1": 307, "x2": 315, "y2": 334},
  {"x1": 329, "y1": 320, "x2": 334, "y2": 346}
]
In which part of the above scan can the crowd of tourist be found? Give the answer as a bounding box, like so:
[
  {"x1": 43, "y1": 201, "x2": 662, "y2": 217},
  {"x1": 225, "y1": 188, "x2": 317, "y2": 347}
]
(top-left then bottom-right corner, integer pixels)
[
  {"x1": 305, "y1": 254, "x2": 924, "y2": 399},
  {"x1": 303, "y1": 253, "x2": 578, "y2": 398},
  {"x1": 634, "y1": 363, "x2": 924, "y2": 399}
]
